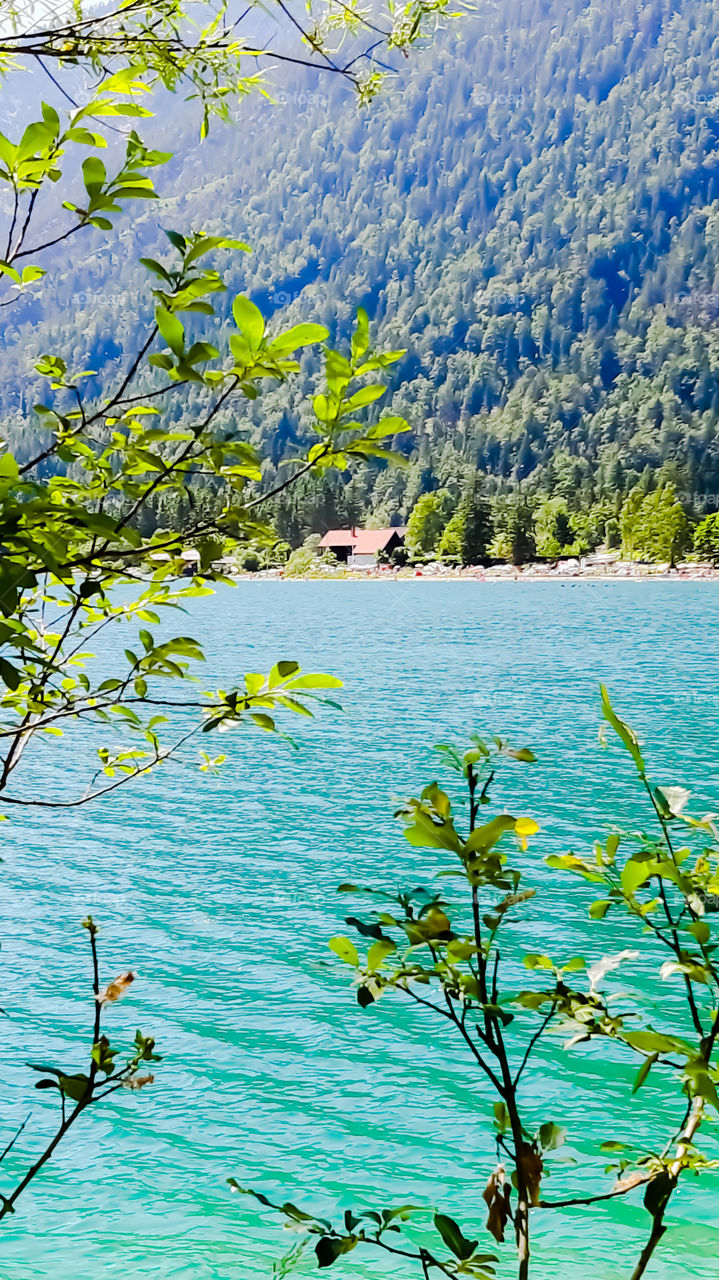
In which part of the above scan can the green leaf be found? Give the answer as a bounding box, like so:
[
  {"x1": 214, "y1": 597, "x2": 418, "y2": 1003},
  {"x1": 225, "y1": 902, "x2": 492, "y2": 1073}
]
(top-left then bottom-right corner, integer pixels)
[
  {"x1": 623, "y1": 1030, "x2": 695, "y2": 1057},
  {"x1": 21, "y1": 265, "x2": 45, "y2": 285},
  {"x1": 684, "y1": 1059, "x2": 719, "y2": 1108},
  {"x1": 689, "y1": 919, "x2": 711, "y2": 945},
  {"x1": 404, "y1": 811, "x2": 461, "y2": 853},
  {"x1": 269, "y1": 323, "x2": 329, "y2": 356},
  {"x1": 523, "y1": 953, "x2": 554, "y2": 970},
  {"x1": 268, "y1": 660, "x2": 300, "y2": 686},
  {"x1": 621, "y1": 859, "x2": 651, "y2": 896},
  {"x1": 280, "y1": 1201, "x2": 315, "y2": 1224},
  {"x1": 17, "y1": 120, "x2": 56, "y2": 160},
  {"x1": 313, "y1": 392, "x2": 333, "y2": 421},
  {"x1": 364, "y1": 415, "x2": 410, "y2": 440},
  {"x1": 0, "y1": 132, "x2": 17, "y2": 168},
  {"x1": 346, "y1": 915, "x2": 384, "y2": 940},
  {"x1": 283, "y1": 673, "x2": 343, "y2": 690},
  {"x1": 0, "y1": 451, "x2": 19, "y2": 496},
  {"x1": 546, "y1": 852, "x2": 603, "y2": 881},
  {"x1": 433, "y1": 1213, "x2": 478, "y2": 1261},
  {"x1": 447, "y1": 939, "x2": 479, "y2": 961},
  {"x1": 232, "y1": 295, "x2": 265, "y2": 349},
  {"x1": 155, "y1": 306, "x2": 184, "y2": 357},
  {"x1": 41, "y1": 102, "x2": 60, "y2": 130},
  {"x1": 58, "y1": 1072, "x2": 90, "y2": 1101},
  {"x1": 250, "y1": 713, "x2": 275, "y2": 732},
  {"x1": 164, "y1": 229, "x2": 187, "y2": 253},
  {"x1": 328, "y1": 936, "x2": 359, "y2": 966},
  {"x1": 481, "y1": 1001, "x2": 514, "y2": 1026},
  {"x1": 600, "y1": 685, "x2": 645, "y2": 774},
  {"x1": 633, "y1": 1053, "x2": 658, "y2": 1094},
  {"x1": 184, "y1": 236, "x2": 250, "y2": 266},
  {"x1": 82, "y1": 154, "x2": 107, "y2": 193},
  {"x1": 140, "y1": 257, "x2": 172, "y2": 282},
  {"x1": 0, "y1": 657, "x2": 21, "y2": 690},
  {"x1": 589, "y1": 899, "x2": 612, "y2": 920},
  {"x1": 367, "y1": 938, "x2": 396, "y2": 969},
  {"x1": 315, "y1": 1237, "x2": 355, "y2": 1268},
  {"x1": 464, "y1": 814, "x2": 517, "y2": 854},
  {"x1": 186, "y1": 341, "x2": 219, "y2": 365},
  {"x1": 351, "y1": 307, "x2": 370, "y2": 359},
  {"x1": 539, "y1": 1122, "x2": 567, "y2": 1151},
  {"x1": 0, "y1": 260, "x2": 20, "y2": 284},
  {"x1": 343, "y1": 384, "x2": 386, "y2": 413},
  {"x1": 493, "y1": 1101, "x2": 508, "y2": 1133},
  {"x1": 66, "y1": 126, "x2": 106, "y2": 147}
]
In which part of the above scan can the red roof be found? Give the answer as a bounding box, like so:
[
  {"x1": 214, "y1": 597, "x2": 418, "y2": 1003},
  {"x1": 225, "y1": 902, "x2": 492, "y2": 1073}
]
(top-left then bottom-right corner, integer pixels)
[
  {"x1": 319, "y1": 527, "x2": 406, "y2": 553},
  {"x1": 319, "y1": 529, "x2": 356, "y2": 547}
]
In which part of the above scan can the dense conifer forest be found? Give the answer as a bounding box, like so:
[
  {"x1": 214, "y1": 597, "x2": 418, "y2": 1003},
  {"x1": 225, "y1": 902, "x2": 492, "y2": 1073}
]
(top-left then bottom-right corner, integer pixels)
[{"x1": 4, "y1": 0, "x2": 719, "y2": 555}]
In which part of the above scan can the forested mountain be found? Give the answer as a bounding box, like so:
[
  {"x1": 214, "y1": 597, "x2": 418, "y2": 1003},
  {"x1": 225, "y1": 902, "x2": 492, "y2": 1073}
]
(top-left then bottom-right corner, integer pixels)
[{"x1": 4, "y1": 0, "x2": 719, "y2": 542}]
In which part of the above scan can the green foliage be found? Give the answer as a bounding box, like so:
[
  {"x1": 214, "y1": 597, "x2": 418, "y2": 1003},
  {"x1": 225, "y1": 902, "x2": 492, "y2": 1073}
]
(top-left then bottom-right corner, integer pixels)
[
  {"x1": 619, "y1": 487, "x2": 645, "y2": 559},
  {"x1": 237, "y1": 696, "x2": 719, "y2": 1280},
  {"x1": 0, "y1": 291, "x2": 411, "y2": 809},
  {"x1": 0, "y1": 919, "x2": 159, "y2": 1224},
  {"x1": 0, "y1": 0, "x2": 462, "y2": 1223},
  {"x1": 489, "y1": 498, "x2": 537, "y2": 565},
  {"x1": 534, "y1": 497, "x2": 575, "y2": 558},
  {"x1": 436, "y1": 511, "x2": 463, "y2": 561},
  {"x1": 284, "y1": 538, "x2": 338, "y2": 577},
  {"x1": 437, "y1": 478, "x2": 492, "y2": 564},
  {"x1": 0, "y1": 22, "x2": 424, "y2": 816},
  {"x1": 284, "y1": 547, "x2": 323, "y2": 577},
  {"x1": 620, "y1": 483, "x2": 691, "y2": 564},
  {"x1": 405, "y1": 489, "x2": 453, "y2": 558},
  {"x1": 693, "y1": 511, "x2": 719, "y2": 563},
  {"x1": 240, "y1": 550, "x2": 262, "y2": 572},
  {"x1": 604, "y1": 517, "x2": 621, "y2": 550}
]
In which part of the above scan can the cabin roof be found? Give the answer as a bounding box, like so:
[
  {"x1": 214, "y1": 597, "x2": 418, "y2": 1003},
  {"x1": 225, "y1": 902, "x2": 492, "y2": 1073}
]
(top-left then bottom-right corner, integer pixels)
[{"x1": 319, "y1": 527, "x2": 406, "y2": 553}]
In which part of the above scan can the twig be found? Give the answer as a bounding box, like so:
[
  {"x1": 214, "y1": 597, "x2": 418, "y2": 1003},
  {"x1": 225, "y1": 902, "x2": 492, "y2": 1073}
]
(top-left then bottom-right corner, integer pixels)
[{"x1": 0, "y1": 1116, "x2": 31, "y2": 1166}]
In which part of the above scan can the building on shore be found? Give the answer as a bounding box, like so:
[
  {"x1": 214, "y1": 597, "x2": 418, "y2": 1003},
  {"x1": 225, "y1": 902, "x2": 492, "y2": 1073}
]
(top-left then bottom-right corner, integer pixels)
[{"x1": 319, "y1": 527, "x2": 406, "y2": 568}]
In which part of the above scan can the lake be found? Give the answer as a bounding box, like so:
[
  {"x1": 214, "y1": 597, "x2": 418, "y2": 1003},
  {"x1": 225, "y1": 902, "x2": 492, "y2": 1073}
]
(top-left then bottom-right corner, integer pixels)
[{"x1": 2, "y1": 580, "x2": 719, "y2": 1279}]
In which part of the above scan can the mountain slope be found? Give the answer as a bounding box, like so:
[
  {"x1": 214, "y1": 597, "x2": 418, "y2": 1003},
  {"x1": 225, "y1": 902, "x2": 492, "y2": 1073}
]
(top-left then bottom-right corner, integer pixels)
[{"x1": 3, "y1": 0, "x2": 719, "y2": 532}]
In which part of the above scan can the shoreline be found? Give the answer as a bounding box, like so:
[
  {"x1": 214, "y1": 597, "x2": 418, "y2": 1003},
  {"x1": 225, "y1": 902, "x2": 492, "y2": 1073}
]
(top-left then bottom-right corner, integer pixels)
[{"x1": 229, "y1": 562, "x2": 719, "y2": 583}]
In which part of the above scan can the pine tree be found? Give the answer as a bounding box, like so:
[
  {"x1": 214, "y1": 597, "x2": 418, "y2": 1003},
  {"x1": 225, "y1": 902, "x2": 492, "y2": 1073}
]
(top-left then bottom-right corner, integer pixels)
[
  {"x1": 619, "y1": 487, "x2": 645, "y2": 559},
  {"x1": 490, "y1": 497, "x2": 537, "y2": 565},
  {"x1": 438, "y1": 478, "x2": 493, "y2": 565},
  {"x1": 507, "y1": 501, "x2": 537, "y2": 565}
]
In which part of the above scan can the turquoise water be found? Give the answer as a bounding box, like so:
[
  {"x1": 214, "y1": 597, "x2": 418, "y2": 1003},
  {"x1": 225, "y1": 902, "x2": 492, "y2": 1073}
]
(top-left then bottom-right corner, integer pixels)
[{"x1": 2, "y1": 580, "x2": 719, "y2": 1279}]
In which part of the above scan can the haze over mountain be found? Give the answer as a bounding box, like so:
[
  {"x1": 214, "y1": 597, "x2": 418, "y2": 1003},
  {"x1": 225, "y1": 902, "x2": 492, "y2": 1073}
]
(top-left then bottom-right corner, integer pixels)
[{"x1": 3, "y1": 0, "x2": 719, "y2": 536}]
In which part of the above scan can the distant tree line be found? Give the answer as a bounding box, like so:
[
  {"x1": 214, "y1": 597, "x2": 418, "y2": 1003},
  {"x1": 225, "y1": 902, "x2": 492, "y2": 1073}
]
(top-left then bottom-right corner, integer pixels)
[
  {"x1": 401, "y1": 474, "x2": 719, "y2": 567},
  {"x1": 227, "y1": 468, "x2": 719, "y2": 570}
]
